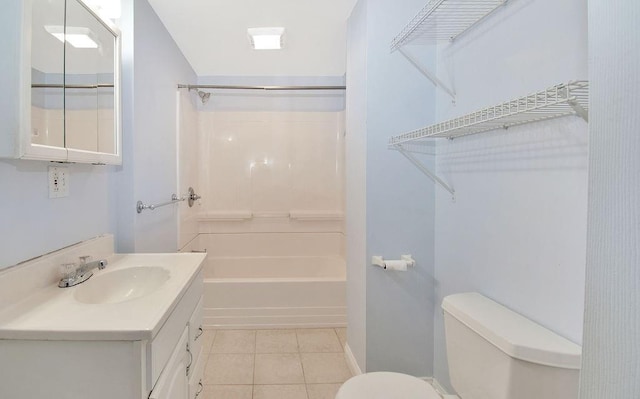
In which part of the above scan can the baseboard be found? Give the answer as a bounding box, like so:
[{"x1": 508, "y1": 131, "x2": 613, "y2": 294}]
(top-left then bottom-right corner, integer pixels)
[
  {"x1": 344, "y1": 343, "x2": 363, "y2": 376},
  {"x1": 431, "y1": 377, "x2": 457, "y2": 398},
  {"x1": 203, "y1": 307, "x2": 346, "y2": 329}
]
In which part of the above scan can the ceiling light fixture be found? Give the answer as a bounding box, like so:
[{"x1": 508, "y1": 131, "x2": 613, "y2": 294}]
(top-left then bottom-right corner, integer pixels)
[
  {"x1": 45, "y1": 26, "x2": 99, "y2": 49},
  {"x1": 248, "y1": 27, "x2": 285, "y2": 50},
  {"x1": 84, "y1": 0, "x2": 122, "y2": 19}
]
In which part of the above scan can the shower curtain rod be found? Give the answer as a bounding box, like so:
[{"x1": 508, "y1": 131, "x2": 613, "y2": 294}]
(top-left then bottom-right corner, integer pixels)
[{"x1": 178, "y1": 84, "x2": 346, "y2": 91}]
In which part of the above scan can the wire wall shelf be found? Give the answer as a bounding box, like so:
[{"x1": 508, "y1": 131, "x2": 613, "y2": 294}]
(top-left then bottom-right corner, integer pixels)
[
  {"x1": 389, "y1": 81, "x2": 589, "y2": 200},
  {"x1": 389, "y1": 81, "x2": 589, "y2": 146},
  {"x1": 390, "y1": 0, "x2": 508, "y2": 51}
]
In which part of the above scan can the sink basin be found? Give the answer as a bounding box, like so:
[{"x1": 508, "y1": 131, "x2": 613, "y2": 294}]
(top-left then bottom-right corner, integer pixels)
[{"x1": 74, "y1": 267, "x2": 171, "y2": 304}]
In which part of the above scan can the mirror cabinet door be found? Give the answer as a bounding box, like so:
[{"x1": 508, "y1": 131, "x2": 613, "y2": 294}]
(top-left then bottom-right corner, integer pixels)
[
  {"x1": 31, "y1": 0, "x2": 66, "y2": 149},
  {"x1": 64, "y1": 0, "x2": 117, "y2": 156}
]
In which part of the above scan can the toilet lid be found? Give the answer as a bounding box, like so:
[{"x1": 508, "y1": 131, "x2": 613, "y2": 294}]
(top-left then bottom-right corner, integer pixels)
[{"x1": 336, "y1": 372, "x2": 440, "y2": 399}]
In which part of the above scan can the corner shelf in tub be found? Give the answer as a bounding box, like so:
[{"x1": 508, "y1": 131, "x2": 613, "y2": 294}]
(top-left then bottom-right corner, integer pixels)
[
  {"x1": 198, "y1": 211, "x2": 253, "y2": 222},
  {"x1": 198, "y1": 210, "x2": 344, "y2": 222}
]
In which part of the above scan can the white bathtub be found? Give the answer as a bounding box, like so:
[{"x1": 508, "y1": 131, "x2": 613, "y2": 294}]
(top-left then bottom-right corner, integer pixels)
[{"x1": 195, "y1": 233, "x2": 346, "y2": 329}]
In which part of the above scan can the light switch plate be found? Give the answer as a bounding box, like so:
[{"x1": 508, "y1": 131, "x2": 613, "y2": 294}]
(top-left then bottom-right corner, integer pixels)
[{"x1": 48, "y1": 166, "x2": 69, "y2": 198}]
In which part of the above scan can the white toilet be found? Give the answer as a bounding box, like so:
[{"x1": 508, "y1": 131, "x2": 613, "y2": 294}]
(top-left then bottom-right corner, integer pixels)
[{"x1": 336, "y1": 292, "x2": 582, "y2": 399}]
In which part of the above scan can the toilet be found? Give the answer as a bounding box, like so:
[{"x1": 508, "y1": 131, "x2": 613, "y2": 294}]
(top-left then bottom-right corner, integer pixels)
[{"x1": 337, "y1": 292, "x2": 582, "y2": 399}]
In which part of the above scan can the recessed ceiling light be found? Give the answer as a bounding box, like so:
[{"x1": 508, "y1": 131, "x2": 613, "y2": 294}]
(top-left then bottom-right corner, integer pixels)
[
  {"x1": 45, "y1": 26, "x2": 100, "y2": 49},
  {"x1": 84, "y1": 0, "x2": 122, "y2": 19},
  {"x1": 248, "y1": 27, "x2": 285, "y2": 50}
]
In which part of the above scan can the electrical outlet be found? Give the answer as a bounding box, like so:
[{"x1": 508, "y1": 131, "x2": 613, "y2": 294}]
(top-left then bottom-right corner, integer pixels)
[{"x1": 48, "y1": 166, "x2": 69, "y2": 198}]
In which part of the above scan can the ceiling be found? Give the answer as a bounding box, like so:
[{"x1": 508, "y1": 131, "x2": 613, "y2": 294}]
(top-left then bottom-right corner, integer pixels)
[{"x1": 147, "y1": 0, "x2": 358, "y2": 77}]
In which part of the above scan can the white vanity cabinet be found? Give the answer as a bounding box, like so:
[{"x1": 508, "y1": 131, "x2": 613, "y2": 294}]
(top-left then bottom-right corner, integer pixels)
[
  {"x1": 188, "y1": 298, "x2": 206, "y2": 399},
  {"x1": 0, "y1": 270, "x2": 205, "y2": 399},
  {"x1": 150, "y1": 328, "x2": 190, "y2": 399},
  {"x1": 146, "y1": 275, "x2": 204, "y2": 399}
]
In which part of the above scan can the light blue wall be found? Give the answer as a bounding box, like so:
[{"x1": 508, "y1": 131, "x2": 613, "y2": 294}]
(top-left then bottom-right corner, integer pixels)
[
  {"x1": 581, "y1": 1, "x2": 640, "y2": 397},
  {"x1": 347, "y1": 0, "x2": 437, "y2": 376},
  {"x1": 0, "y1": 0, "x2": 196, "y2": 267},
  {"x1": 432, "y1": 0, "x2": 588, "y2": 392},
  {"x1": 0, "y1": 2, "x2": 113, "y2": 269},
  {"x1": 0, "y1": 161, "x2": 113, "y2": 268},
  {"x1": 112, "y1": 0, "x2": 197, "y2": 253},
  {"x1": 111, "y1": 0, "x2": 136, "y2": 254}
]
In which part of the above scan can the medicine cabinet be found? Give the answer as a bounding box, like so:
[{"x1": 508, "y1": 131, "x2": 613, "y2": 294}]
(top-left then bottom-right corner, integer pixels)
[{"x1": 0, "y1": 0, "x2": 121, "y2": 164}]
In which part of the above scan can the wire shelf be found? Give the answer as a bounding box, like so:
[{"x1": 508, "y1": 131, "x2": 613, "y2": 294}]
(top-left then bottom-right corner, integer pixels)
[
  {"x1": 389, "y1": 81, "x2": 589, "y2": 146},
  {"x1": 391, "y1": 0, "x2": 508, "y2": 51}
]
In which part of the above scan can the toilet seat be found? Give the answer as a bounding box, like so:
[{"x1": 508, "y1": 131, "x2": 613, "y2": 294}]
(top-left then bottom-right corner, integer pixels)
[{"x1": 336, "y1": 372, "x2": 440, "y2": 399}]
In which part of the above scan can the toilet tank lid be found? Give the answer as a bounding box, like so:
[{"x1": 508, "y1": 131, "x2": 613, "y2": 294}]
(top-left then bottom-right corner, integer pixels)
[{"x1": 442, "y1": 293, "x2": 582, "y2": 369}]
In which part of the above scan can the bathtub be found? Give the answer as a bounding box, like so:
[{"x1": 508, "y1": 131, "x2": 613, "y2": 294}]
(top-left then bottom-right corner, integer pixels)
[{"x1": 194, "y1": 233, "x2": 346, "y2": 329}]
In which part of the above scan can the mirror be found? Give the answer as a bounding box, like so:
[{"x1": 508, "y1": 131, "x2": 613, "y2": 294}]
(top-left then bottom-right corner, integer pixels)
[
  {"x1": 65, "y1": 0, "x2": 117, "y2": 155},
  {"x1": 30, "y1": 0, "x2": 119, "y2": 159},
  {"x1": 30, "y1": 0, "x2": 65, "y2": 148}
]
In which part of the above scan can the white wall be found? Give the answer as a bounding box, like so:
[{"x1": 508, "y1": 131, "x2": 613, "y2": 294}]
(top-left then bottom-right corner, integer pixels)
[
  {"x1": 347, "y1": 0, "x2": 438, "y2": 376},
  {"x1": 345, "y1": 0, "x2": 368, "y2": 371},
  {"x1": 147, "y1": 0, "x2": 357, "y2": 77},
  {"x1": 432, "y1": 0, "x2": 588, "y2": 390},
  {"x1": 177, "y1": 90, "x2": 199, "y2": 250},
  {"x1": 198, "y1": 111, "x2": 344, "y2": 221},
  {"x1": 580, "y1": 1, "x2": 640, "y2": 397}
]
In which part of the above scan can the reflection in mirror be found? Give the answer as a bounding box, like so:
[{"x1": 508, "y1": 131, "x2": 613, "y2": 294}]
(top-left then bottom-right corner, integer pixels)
[
  {"x1": 31, "y1": 0, "x2": 65, "y2": 148},
  {"x1": 64, "y1": 0, "x2": 117, "y2": 154}
]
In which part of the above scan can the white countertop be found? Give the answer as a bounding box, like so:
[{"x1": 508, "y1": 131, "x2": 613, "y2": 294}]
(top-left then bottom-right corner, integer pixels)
[{"x1": 0, "y1": 253, "x2": 205, "y2": 341}]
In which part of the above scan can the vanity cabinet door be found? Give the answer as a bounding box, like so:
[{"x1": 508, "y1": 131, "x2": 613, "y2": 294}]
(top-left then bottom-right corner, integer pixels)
[
  {"x1": 150, "y1": 328, "x2": 189, "y2": 399},
  {"x1": 188, "y1": 297, "x2": 204, "y2": 370},
  {"x1": 187, "y1": 297, "x2": 205, "y2": 399}
]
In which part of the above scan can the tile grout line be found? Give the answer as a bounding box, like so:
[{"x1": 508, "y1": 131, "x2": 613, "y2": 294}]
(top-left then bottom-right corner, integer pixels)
[
  {"x1": 332, "y1": 327, "x2": 341, "y2": 350},
  {"x1": 252, "y1": 330, "x2": 257, "y2": 399},
  {"x1": 204, "y1": 328, "x2": 348, "y2": 397},
  {"x1": 296, "y1": 329, "x2": 311, "y2": 399}
]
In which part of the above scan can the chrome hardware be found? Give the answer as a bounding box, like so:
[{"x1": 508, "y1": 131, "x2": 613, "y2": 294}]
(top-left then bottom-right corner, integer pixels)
[
  {"x1": 58, "y1": 256, "x2": 108, "y2": 288},
  {"x1": 179, "y1": 84, "x2": 346, "y2": 91},
  {"x1": 195, "y1": 381, "x2": 203, "y2": 398},
  {"x1": 194, "y1": 327, "x2": 204, "y2": 341},
  {"x1": 191, "y1": 249, "x2": 207, "y2": 253},
  {"x1": 137, "y1": 188, "x2": 202, "y2": 213},
  {"x1": 137, "y1": 194, "x2": 183, "y2": 214},
  {"x1": 187, "y1": 187, "x2": 201, "y2": 208},
  {"x1": 186, "y1": 344, "x2": 193, "y2": 376}
]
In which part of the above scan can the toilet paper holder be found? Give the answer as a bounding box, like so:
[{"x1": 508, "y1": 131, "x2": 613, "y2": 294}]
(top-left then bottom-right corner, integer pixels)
[{"x1": 372, "y1": 255, "x2": 416, "y2": 270}]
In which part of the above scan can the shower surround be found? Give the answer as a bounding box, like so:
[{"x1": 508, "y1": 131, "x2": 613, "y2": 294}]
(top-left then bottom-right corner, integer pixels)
[{"x1": 180, "y1": 104, "x2": 346, "y2": 328}]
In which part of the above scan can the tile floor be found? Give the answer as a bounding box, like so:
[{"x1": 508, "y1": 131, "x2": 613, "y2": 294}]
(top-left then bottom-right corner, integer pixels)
[{"x1": 200, "y1": 328, "x2": 351, "y2": 399}]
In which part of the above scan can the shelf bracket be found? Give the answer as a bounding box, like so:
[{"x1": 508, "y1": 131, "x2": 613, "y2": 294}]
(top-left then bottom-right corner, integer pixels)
[
  {"x1": 398, "y1": 48, "x2": 456, "y2": 101},
  {"x1": 396, "y1": 146, "x2": 455, "y2": 199},
  {"x1": 568, "y1": 99, "x2": 589, "y2": 122}
]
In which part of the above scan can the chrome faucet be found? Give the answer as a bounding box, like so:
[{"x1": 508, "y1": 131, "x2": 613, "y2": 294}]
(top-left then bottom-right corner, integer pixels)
[{"x1": 58, "y1": 256, "x2": 108, "y2": 288}]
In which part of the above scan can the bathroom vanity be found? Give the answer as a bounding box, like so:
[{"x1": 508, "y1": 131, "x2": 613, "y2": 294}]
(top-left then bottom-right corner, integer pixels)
[{"x1": 0, "y1": 236, "x2": 205, "y2": 399}]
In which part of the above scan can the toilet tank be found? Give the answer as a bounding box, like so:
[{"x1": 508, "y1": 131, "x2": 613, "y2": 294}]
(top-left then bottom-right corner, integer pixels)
[{"x1": 442, "y1": 293, "x2": 582, "y2": 399}]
